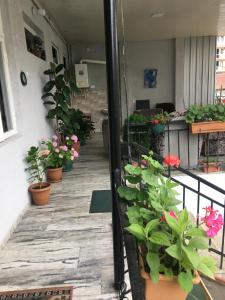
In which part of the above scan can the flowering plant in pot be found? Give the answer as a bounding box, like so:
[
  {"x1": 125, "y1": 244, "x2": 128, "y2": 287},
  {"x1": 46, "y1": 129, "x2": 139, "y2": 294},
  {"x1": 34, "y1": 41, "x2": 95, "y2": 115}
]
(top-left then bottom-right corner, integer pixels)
[
  {"x1": 42, "y1": 135, "x2": 79, "y2": 180},
  {"x1": 25, "y1": 146, "x2": 51, "y2": 206},
  {"x1": 118, "y1": 153, "x2": 223, "y2": 300},
  {"x1": 147, "y1": 112, "x2": 170, "y2": 135},
  {"x1": 61, "y1": 134, "x2": 79, "y2": 172}
]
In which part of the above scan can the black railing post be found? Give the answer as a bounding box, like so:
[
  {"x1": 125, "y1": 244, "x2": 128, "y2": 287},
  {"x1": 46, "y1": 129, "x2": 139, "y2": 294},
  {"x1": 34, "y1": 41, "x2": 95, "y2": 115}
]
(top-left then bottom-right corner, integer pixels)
[{"x1": 103, "y1": 0, "x2": 123, "y2": 290}]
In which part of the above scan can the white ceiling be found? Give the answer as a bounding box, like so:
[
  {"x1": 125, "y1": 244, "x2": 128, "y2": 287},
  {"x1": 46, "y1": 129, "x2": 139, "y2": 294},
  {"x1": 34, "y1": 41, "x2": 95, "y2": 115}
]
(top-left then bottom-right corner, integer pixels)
[{"x1": 39, "y1": 0, "x2": 225, "y2": 43}]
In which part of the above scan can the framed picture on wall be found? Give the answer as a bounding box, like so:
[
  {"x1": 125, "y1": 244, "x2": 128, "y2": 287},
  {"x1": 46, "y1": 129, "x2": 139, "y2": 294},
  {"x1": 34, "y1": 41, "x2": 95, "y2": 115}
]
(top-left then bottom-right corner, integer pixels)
[{"x1": 144, "y1": 69, "x2": 157, "y2": 88}]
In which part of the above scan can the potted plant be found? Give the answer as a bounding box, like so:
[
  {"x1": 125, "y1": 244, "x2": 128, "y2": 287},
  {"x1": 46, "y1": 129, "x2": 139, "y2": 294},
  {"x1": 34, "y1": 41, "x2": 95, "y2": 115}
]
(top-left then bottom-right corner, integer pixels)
[
  {"x1": 62, "y1": 134, "x2": 79, "y2": 172},
  {"x1": 185, "y1": 104, "x2": 225, "y2": 133},
  {"x1": 147, "y1": 112, "x2": 169, "y2": 135},
  {"x1": 118, "y1": 153, "x2": 223, "y2": 300},
  {"x1": 199, "y1": 157, "x2": 222, "y2": 173},
  {"x1": 25, "y1": 146, "x2": 51, "y2": 206},
  {"x1": 42, "y1": 63, "x2": 77, "y2": 134}
]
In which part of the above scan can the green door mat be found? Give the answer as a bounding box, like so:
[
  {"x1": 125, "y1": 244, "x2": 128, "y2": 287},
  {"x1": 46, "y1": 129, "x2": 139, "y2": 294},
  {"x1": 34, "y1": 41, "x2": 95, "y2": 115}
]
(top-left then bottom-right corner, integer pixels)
[{"x1": 89, "y1": 190, "x2": 112, "y2": 213}]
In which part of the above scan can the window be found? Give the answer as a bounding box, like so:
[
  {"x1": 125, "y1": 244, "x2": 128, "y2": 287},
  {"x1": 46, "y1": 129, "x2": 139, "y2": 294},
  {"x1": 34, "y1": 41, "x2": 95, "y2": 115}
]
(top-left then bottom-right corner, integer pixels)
[
  {"x1": 23, "y1": 14, "x2": 46, "y2": 61},
  {"x1": 0, "y1": 37, "x2": 16, "y2": 141},
  {"x1": 52, "y1": 44, "x2": 59, "y2": 64}
]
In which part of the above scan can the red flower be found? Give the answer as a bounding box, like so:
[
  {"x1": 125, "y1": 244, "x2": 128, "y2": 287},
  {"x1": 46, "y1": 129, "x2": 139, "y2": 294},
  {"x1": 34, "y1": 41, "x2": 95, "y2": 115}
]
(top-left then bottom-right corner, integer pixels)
[
  {"x1": 154, "y1": 120, "x2": 159, "y2": 124},
  {"x1": 201, "y1": 206, "x2": 224, "y2": 238},
  {"x1": 163, "y1": 155, "x2": 180, "y2": 168},
  {"x1": 160, "y1": 211, "x2": 177, "y2": 222}
]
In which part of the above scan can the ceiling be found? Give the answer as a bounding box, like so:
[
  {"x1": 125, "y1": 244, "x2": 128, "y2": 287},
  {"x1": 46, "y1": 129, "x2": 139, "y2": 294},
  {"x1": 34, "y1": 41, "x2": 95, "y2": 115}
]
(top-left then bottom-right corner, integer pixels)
[{"x1": 39, "y1": 0, "x2": 225, "y2": 43}]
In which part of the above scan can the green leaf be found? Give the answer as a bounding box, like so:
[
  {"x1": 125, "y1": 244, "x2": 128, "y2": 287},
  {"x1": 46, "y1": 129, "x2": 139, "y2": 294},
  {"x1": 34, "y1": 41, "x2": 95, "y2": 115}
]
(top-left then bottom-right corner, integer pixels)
[
  {"x1": 137, "y1": 190, "x2": 148, "y2": 202},
  {"x1": 125, "y1": 164, "x2": 142, "y2": 176},
  {"x1": 149, "y1": 231, "x2": 171, "y2": 246},
  {"x1": 43, "y1": 101, "x2": 55, "y2": 105},
  {"x1": 164, "y1": 267, "x2": 173, "y2": 278},
  {"x1": 55, "y1": 77, "x2": 65, "y2": 90},
  {"x1": 164, "y1": 211, "x2": 181, "y2": 235},
  {"x1": 63, "y1": 86, "x2": 71, "y2": 98},
  {"x1": 142, "y1": 169, "x2": 158, "y2": 186},
  {"x1": 46, "y1": 109, "x2": 56, "y2": 119},
  {"x1": 151, "y1": 201, "x2": 163, "y2": 212},
  {"x1": 55, "y1": 64, "x2": 64, "y2": 74},
  {"x1": 43, "y1": 80, "x2": 55, "y2": 93},
  {"x1": 145, "y1": 219, "x2": 160, "y2": 237},
  {"x1": 126, "y1": 224, "x2": 145, "y2": 240},
  {"x1": 117, "y1": 186, "x2": 139, "y2": 201},
  {"x1": 185, "y1": 227, "x2": 205, "y2": 238},
  {"x1": 54, "y1": 92, "x2": 64, "y2": 103},
  {"x1": 124, "y1": 175, "x2": 141, "y2": 184},
  {"x1": 41, "y1": 93, "x2": 54, "y2": 99},
  {"x1": 198, "y1": 256, "x2": 217, "y2": 279},
  {"x1": 126, "y1": 206, "x2": 141, "y2": 224},
  {"x1": 146, "y1": 252, "x2": 160, "y2": 283},
  {"x1": 165, "y1": 244, "x2": 182, "y2": 260},
  {"x1": 178, "y1": 209, "x2": 189, "y2": 230},
  {"x1": 182, "y1": 246, "x2": 200, "y2": 269},
  {"x1": 140, "y1": 208, "x2": 154, "y2": 221},
  {"x1": 178, "y1": 271, "x2": 193, "y2": 293},
  {"x1": 188, "y1": 237, "x2": 209, "y2": 250},
  {"x1": 44, "y1": 69, "x2": 54, "y2": 75}
]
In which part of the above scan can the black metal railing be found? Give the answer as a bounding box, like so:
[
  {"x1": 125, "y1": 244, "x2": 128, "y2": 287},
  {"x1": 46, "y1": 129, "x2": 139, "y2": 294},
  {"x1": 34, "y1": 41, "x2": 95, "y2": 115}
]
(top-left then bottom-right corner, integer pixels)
[
  {"x1": 126, "y1": 121, "x2": 225, "y2": 170},
  {"x1": 129, "y1": 142, "x2": 225, "y2": 269}
]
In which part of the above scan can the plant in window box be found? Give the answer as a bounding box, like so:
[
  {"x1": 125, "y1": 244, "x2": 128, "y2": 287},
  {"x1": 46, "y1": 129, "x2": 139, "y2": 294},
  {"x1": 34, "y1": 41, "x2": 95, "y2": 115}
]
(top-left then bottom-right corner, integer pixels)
[
  {"x1": 42, "y1": 135, "x2": 79, "y2": 181},
  {"x1": 185, "y1": 104, "x2": 225, "y2": 133},
  {"x1": 118, "y1": 153, "x2": 223, "y2": 300},
  {"x1": 25, "y1": 146, "x2": 51, "y2": 206},
  {"x1": 147, "y1": 112, "x2": 170, "y2": 135},
  {"x1": 199, "y1": 157, "x2": 222, "y2": 173}
]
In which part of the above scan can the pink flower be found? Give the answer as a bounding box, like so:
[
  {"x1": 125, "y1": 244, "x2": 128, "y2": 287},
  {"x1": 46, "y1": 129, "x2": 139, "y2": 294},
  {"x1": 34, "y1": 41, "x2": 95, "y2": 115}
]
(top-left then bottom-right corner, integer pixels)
[
  {"x1": 73, "y1": 150, "x2": 79, "y2": 158},
  {"x1": 52, "y1": 135, "x2": 58, "y2": 140},
  {"x1": 52, "y1": 141, "x2": 57, "y2": 148},
  {"x1": 63, "y1": 146, "x2": 68, "y2": 151},
  {"x1": 163, "y1": 155, "x2": 180, "y2": 168},
  {"x1": 39, "y1": 149, "x2": 50, "y2": 157},
  {"x1": 71, "y1": 135, "x2": 78, "y2": 142},
  {"x1": 169, "y1": 211, "x2": 177, "y2": 219},
  {"x1": 201, "y1": 206, "x2": 224, "y2": 238},
  {"x1": 55, "y1": 148, "x2": 60, "y2": 153}
]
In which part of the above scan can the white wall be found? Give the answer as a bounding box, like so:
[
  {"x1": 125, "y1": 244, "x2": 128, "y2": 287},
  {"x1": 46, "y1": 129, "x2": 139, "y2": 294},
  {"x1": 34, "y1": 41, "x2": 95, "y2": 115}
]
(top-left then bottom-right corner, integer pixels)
[{"x1": 0, "y1": 0, "x2": 67, "y2": 245}]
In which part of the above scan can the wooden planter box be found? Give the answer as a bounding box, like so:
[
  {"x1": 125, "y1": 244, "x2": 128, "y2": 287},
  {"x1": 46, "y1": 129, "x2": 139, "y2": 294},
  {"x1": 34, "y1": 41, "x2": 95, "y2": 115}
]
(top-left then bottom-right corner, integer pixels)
[
  {"x1": 201, "y1": 162, "x2": 221, "y2": 173},
  {"x1": 191, "y1": 121, "x2": 225, "y2": 134}
]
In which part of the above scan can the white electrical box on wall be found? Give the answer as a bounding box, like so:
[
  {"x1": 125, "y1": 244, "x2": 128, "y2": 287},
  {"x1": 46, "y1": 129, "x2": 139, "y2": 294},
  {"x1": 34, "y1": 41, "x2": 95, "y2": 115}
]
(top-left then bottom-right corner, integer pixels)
[{"x1": 75, "y1": 64, "x2": 89, "y2": 88}]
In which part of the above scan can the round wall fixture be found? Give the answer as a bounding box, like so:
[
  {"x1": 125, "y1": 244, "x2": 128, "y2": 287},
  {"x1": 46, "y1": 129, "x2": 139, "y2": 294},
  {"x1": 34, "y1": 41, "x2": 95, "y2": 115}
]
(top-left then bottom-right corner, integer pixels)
[{"x1": 20, "y1": 71, "x2": 27, "y2": 86}]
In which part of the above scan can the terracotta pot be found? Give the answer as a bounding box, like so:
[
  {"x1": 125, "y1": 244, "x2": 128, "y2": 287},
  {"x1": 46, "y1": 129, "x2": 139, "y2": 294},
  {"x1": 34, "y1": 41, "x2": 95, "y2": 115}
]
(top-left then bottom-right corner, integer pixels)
[
  {"x1": 140, "y1": 262, "x2": 200, "y2": 300},
  {"x1": 47, "y1": 167, "x2": 63, "y2": 183},
  {"x1": 73, "y1": 141, "x2": 80, "y2": 154},
  {"x1": 201, "y1": 162, "x2": 221, "y2": 173},
  {"x1": 28, "y1": 182, "x2": 51, "y2": 206}
]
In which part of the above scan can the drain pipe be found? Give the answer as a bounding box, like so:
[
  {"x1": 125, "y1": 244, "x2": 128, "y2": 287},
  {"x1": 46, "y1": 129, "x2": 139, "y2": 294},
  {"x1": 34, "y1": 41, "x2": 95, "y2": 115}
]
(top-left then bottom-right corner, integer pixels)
[{"x1": 103, "y1": 0, "x2": 123, "y2": 291}]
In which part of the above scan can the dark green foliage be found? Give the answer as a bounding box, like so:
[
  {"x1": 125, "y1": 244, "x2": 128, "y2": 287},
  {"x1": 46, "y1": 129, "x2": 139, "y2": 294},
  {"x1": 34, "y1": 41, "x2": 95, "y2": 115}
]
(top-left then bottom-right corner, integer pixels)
[{"x1": 185, "y1": 104, "x2": 225, "y2": 124}]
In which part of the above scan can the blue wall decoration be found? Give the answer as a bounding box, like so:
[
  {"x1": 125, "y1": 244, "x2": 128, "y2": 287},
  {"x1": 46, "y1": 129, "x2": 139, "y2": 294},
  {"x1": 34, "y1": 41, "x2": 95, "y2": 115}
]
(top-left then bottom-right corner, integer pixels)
[{"x1": 144, "y1": 69, "x2": 157, "y2": 88}]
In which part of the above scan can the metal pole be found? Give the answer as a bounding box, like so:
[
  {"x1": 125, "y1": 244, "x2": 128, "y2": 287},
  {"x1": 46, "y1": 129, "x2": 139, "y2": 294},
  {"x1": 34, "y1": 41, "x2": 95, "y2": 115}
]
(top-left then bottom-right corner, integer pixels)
[{"x1": 103, "y1": 0, "x2": 123, "y2": 290}]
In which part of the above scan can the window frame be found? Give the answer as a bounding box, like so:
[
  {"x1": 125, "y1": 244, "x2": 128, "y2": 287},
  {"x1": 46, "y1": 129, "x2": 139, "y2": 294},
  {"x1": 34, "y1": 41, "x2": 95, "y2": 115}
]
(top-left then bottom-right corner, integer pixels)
[
  {"x1": 0, "y1": 33, "x2": 17, "y2": 143},
  {"x1": 51, "y1": 43, "x2": 59, "y2": 64}
]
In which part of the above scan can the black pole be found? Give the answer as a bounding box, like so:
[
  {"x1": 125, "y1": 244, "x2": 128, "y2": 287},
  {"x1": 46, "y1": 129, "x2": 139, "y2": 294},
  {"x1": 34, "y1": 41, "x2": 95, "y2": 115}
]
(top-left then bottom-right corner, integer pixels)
[{"x1": 103, "y1": 0, "x2": 123, "y2": 290}]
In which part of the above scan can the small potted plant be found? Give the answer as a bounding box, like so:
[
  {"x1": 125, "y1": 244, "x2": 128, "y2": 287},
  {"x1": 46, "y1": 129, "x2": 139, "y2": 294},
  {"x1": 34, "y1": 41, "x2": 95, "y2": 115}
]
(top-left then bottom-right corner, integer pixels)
[
  {"x1": 199, "y1": 157, "x2": 222, "y2": 173},
  {"x1": 185, "y1": 104, "x2": 225, "y2": 133},
  {"x1": 62, "y1": 135, "x2": 79, "y2": 172},
  {"x1": 118, "y1": 153, "x2": 223, "y2": 300},
  {"x1": 25, "y1": 146, "x2": 51, "y2": 206},
  {"x1": 147, "y1": 112, "x2": 170, "y2": 135}
]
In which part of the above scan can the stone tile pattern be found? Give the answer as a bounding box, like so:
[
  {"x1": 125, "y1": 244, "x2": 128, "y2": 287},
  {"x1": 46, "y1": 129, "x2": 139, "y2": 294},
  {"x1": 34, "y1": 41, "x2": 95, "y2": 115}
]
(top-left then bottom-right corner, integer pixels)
[
  {"x1": 0, "y1": 134, "x2": 118, "y2": 300},
  {"x1": 72, "y1": 90, "x2": 107, "y2": 133}
]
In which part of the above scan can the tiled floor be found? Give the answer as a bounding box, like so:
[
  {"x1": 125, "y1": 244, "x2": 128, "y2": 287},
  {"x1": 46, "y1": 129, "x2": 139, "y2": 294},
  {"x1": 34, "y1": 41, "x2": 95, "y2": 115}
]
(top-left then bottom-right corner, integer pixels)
[{"x1": 0, "y1": 134, "x2": 119, "y2": 300}]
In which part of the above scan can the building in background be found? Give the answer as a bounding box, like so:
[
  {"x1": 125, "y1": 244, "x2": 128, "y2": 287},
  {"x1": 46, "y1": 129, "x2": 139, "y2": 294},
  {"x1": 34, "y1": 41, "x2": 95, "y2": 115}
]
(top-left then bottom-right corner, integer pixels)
[{"x1": 215, "y1": 36, "x2": 225, "y2": 100}]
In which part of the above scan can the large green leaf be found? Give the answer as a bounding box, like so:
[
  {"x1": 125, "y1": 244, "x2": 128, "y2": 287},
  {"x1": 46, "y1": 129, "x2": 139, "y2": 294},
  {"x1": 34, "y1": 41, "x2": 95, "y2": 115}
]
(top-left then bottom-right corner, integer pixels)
[
  {"x1": 142, "y1": 169, "x2": 158, "y2": 186},
  {"x1": 178, "y1": 209, "x2": 189, "y2": 230},
  {"x1": 185, "y1": 227, "x2": 205, "y2": 238},
  {"x1": 124, "y1": 175, "x2": 141, "y2": 184},
  {"x1": 54, "y1": 92, "x2": 64, "y2": 103},
  {"x1": 182, "y1": 246, "x2": 200, "y2": 269},
  {"x1": 46, "y1": 109, "x2": 56, "y2": 119},
  {"x1": 149, "y1": 231, "x2": 171, "y2": 246},
  {"x1": 126, "y1": 224, "x2": 145, "y2": 240},
  {"x1": 151, "y1": 201, "x2": 163, "y2": 212},
  {"x1": 137, "y1": 190, "x2": 148, "y2": 202},
  {"x1": 165, "y1": 244, "x2": 182, "y2": 260},
  {"x1": 146, "y1": 252, "x2": 160, "y2": 283},
  {"x1": 44, "y1": 69, "x2": 54, "y2": 75},
  {"x1": 41, "y1": 93, "x2": 54, "y2": 99},
  {"x1": 178, "y1": 271, "x2": 193, "y2": 293},
  {"x1": 197, "y1": 256, "x2": 217, "y2": 279},
  {"x1": 125, "y1": 164, "x2": 142, "y2": 176},
  {"x1": 63, "y1": 86, "x2": 71, "y2": 98},
  {"x1": 55, "y1": 64, "x2": 64, "y2": 74},
  {"x1": 43, "y1": 101, "x2": 55, "y2": 105},
  {"x1": 140, "y1": 208, "x2": 154, "y2": 221},
  {"x1": 117, "y1": 186, "x2": 139, "y2": 201},
  {"x1": 145, "y1": 219, "x2": 159, "y2": 237},
  {"x1": 126, "y1": 206, "x2": 141, "y2": 224},
  {"x1": 43, "y1": 80, "x2": 55, "y2": 93},
  {"x1": 55, "y1": 77, "x2": 65, "y2": 90},
  {"x1": 188, "y1": 237, "x2": 209, "y2": 250}
]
